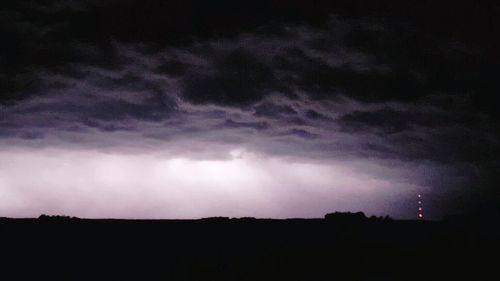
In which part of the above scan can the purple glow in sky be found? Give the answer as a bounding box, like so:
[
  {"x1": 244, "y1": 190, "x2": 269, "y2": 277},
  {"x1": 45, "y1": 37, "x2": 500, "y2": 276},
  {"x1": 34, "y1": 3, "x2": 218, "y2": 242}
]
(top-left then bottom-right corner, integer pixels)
[
  {"x1": 1, "y1": 1, "x2": 499, "y2": 220},
  {"x1": 0, "y1": 147, "x2": 432, "y2": 219}
]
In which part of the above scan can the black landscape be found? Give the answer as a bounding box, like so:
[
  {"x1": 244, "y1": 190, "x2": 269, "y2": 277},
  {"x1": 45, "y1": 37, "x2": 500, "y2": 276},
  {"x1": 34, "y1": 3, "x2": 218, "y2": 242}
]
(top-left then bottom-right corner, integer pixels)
[{"x1": 2, "y1": 211, "x2": 499, "y2": 280}]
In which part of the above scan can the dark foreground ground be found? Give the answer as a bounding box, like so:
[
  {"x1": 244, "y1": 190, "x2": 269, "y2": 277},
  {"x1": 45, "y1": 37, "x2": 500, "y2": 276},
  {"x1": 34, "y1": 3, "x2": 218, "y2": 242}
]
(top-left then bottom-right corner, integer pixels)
[{"x1": 1, "y1": 214, "x2": 499, "y2": 280}]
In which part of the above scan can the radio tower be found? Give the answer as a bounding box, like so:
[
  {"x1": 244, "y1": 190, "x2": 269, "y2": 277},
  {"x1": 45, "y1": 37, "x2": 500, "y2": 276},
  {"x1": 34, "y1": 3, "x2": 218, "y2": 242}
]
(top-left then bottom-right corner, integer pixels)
[{"x1": 417, "y1": 194, "x2": 424, "y2": 220}]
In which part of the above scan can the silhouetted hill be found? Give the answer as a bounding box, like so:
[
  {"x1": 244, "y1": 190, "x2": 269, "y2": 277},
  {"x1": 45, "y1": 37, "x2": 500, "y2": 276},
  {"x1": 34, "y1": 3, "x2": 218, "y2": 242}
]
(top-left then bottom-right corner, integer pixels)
[{"x1": 1, "y1": 213, "x2": 498, "y2": 280}]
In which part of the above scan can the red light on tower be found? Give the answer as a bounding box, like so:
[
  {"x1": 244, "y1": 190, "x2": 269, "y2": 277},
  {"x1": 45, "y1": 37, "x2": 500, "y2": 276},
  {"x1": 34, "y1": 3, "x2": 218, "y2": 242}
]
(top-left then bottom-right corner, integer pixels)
[{"x1": 417, "y1": 194, "x2": 424, "y2": 220}]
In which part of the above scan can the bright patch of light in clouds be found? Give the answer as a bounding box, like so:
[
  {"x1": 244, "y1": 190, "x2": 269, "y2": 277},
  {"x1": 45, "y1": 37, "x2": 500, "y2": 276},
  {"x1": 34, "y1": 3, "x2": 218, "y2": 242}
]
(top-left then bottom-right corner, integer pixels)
[{"x1": 0, "y1": 148, "x2": 425, "y2": 219}]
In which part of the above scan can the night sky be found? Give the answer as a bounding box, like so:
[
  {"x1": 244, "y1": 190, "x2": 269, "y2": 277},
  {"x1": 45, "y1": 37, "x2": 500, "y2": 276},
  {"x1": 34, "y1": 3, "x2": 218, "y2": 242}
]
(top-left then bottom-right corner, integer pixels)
[{"x1": 1, "y1": 0, "x2": 499, "y2": 219}]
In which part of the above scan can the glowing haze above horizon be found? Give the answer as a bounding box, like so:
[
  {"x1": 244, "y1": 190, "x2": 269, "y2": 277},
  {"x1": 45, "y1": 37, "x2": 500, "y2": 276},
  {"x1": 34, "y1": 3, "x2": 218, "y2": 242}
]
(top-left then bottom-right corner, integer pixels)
[{"x1": 0, "y1": 146, "x2": 434, "y2": 219}]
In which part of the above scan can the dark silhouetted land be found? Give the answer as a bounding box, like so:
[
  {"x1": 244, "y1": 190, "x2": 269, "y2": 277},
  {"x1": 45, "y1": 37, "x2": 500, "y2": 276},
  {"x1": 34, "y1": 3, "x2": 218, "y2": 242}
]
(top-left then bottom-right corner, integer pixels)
[{"x1": 1, "y1": 212, "x2": 499, "y2": 280}]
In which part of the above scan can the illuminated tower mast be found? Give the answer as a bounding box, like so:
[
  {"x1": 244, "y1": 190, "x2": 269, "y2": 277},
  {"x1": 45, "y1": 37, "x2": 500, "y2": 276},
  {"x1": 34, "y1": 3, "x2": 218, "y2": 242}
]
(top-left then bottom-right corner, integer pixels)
[{"x1": 417, "y1": 194, "x2": 424, "y2": 220}]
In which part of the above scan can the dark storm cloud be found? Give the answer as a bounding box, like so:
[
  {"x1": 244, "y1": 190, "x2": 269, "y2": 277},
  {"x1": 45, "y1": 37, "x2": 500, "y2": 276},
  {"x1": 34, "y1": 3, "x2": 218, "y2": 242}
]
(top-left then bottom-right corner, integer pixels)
[
  {"x1": 155, "y1": 60, "x2": 189, "y2": 77},
  {"x1": 305, "y1": 110, "x2": 330, "y2": 121},
  {"x1": 182, "y1": 50, "x2": 278, "y2": 106},
  {"x1": 338, "y1": 108, "x2": 433, "y2": 134},
  {"x1": 284, "y1": 128, "x2": 319, "y2": 140},
  {"x1": 4, "y1": 0, "x2": 498, "y2": 108},
  {"x1": 221, "y1": 119, "x2": 270, "y2": 131},
  {"x1": 254, "y1": 102, "x2": 298, "y2": 118}
]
